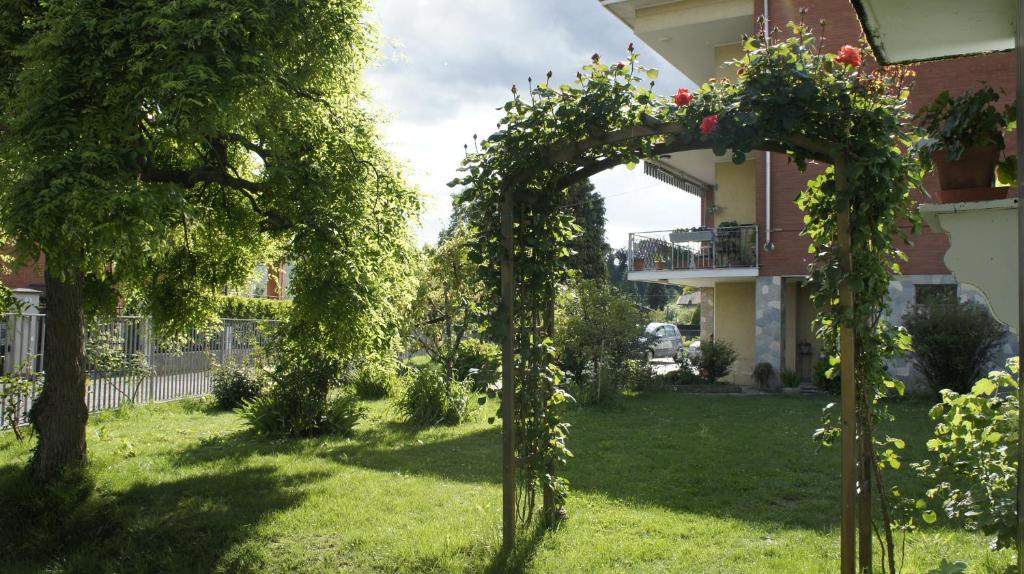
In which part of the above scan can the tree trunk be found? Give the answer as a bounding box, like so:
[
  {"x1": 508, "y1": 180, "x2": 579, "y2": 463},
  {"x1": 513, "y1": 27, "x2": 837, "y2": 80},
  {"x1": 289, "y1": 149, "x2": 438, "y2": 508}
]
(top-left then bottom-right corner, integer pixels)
[{"x1": 30, "y1": 264, "x2": 88, "y2": 482}]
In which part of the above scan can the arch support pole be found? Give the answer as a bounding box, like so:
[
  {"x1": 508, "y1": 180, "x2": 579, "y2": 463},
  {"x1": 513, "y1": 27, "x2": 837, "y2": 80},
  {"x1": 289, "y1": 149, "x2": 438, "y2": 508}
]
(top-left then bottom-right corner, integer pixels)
[
  {"x1": 837, "y1": 196, "x2": 858, "y2": 574},
  {"x1": 500, "y1": 188, "x2": 517, "y2": 552}
]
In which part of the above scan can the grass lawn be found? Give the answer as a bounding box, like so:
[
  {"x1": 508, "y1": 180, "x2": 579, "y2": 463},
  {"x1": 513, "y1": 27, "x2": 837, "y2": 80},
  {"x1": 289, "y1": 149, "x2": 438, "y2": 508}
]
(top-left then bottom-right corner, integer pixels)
[{"x1": 0, "y1": 392, "x2": 1011, "y2": 573}]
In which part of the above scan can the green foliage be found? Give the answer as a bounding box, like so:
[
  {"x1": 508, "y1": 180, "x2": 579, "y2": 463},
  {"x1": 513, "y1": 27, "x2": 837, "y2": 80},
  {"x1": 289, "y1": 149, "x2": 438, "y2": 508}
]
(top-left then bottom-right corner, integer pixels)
[
  {"x1": 350, "y1": 359, "x2": 400, "y2": 400},
  {"x1": 242, "y1": 389, "x2": 364, "y2": 438},
  {"x1": 0, "y1": 1, "x2": 419, "y2": 455},
  {"x1": 211, "y1": 364, "x2": 267, "y2": 410},
  {"x1": 555, "y1": 279, "x2": 647, "y2": 401},
  {"x1": 397, "y1": 365, "x2": 472, "y2": 427},
  {"x1": 240, "y1": 343, "x2": 355, "y2": 437},
  {"x1": 450, "y1": 20, "x2": 924, "y2": 536},
  {"x1": 452, "y1": 338, "x2": 501, "y2": 392},
  {"x1": 914, "y1": 359, "x2": 1018, "y2": 551},
  {"x1": 695, "y1": 339, "x2": 737, "y2": 384},
  {"x1": 916, "y1": 86, "x2": 1008, "y2": 160},
  {"x1": 751, "y1": 362, "x2": 775, "y2": 389},
  {"x1": 903, "y1": 299, "x2": 1006, "y2": 394},
  {"x1": 565, "y1": 180, "x2": 609, "y2": 281},
  {"x1": 216, "y1": 295, "x2": 291, "y2": 321},
  {"x1": 0, "y1": 365, "x2": 42, "y2": 440},
  {"x1": 85, "y1": 321, "x2": 155, "y2": 404},
  {"x1": 409, "y1": 227, "x2": 487, "y2": 383},
  {"x1": 653, "y1": 363, "x2": 704, "y2": 386},
  {"x1": 780, "y1": 368, "x2": 801, "y2": 389}
]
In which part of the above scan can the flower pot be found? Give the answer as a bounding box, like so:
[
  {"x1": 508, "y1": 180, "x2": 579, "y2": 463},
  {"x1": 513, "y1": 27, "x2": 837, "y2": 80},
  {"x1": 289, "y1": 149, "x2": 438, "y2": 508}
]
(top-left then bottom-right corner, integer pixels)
[
  {"x1": 932, "y1": 144, "x2": 999, "y2": 191},
  {"x1": 932, "y1": 186, "x2": 1009, "y2": 204},
  {"x1": 654, "y1": 261, "x2": 665, "y2": 270},
  {"x1": 632, "y1": 258, "x2": 645, "y2": 271}
]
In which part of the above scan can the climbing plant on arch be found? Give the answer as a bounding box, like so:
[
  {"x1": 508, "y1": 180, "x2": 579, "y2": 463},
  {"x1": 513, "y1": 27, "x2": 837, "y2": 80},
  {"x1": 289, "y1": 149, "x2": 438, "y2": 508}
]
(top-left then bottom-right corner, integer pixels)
[{"x1": 451, "y1": 22, "x2": 922, "y2": 572}]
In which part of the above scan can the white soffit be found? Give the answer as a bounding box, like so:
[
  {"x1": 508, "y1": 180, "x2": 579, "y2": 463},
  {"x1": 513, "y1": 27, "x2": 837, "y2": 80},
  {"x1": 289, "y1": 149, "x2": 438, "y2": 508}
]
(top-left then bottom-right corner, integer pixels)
[{"x1": 853, "y1": 0, "x2": 1014, "y2": 64}]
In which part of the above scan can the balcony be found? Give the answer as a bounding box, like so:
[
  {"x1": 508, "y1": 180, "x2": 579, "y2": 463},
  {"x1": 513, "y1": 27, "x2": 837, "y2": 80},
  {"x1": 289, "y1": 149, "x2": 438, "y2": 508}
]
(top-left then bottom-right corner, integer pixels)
[{"x1": 627, "y1": 225, "x2": 759, "y2": 285}]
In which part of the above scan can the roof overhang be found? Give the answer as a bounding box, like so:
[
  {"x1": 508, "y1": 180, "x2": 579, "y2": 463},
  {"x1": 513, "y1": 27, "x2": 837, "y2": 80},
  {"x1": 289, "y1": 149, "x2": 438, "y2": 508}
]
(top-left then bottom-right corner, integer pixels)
[{"x1": 851, "y1": 0, "x2": 1015, "y2": 64}]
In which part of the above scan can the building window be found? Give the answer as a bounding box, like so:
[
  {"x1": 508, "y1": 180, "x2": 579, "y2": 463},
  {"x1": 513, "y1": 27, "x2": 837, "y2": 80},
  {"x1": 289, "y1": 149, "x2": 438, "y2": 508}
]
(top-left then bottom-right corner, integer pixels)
[{"x1": 914, "y1": 284, "x2": 956, "y2": 306}]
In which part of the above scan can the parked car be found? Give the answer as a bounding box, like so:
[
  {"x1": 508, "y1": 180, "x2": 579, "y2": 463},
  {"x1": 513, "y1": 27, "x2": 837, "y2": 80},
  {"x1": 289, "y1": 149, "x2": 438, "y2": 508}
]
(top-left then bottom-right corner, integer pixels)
[{"x1": 640, "y1": 322, "x2": 685, "y2": 362}]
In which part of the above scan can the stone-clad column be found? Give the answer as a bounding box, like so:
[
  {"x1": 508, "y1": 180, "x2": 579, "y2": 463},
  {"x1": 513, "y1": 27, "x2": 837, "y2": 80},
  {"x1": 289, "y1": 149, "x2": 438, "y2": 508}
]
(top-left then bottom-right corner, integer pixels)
[{"x1": 755, "y1": 277, "x2": 785, "y2": 373}]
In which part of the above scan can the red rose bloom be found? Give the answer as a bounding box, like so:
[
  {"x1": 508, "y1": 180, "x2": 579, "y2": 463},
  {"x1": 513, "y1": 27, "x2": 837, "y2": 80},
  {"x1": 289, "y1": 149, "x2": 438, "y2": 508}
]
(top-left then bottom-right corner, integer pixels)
[
  {"x1": 700, "y1": 114, "x2": 719, "y2": 136},
  {"x1": 674, "y1": 88, "x2": 693, "y2": 107},
  {"x1": 835, "y1": 45, "x2": 862, "y2": 67}
]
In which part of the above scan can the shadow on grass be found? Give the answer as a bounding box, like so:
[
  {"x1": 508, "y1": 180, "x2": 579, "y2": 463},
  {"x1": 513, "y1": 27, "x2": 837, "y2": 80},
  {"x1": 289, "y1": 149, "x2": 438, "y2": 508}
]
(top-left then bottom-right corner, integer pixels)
[{"x1": 0, "y1": 461, "x2": 328, "y2": 573}]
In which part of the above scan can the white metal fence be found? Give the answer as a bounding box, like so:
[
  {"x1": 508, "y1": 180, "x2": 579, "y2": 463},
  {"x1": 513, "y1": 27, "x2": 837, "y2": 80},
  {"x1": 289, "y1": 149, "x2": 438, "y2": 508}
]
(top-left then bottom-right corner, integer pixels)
[{"x1": 0, "y1": 314, "x2": 278, "y2": 429}]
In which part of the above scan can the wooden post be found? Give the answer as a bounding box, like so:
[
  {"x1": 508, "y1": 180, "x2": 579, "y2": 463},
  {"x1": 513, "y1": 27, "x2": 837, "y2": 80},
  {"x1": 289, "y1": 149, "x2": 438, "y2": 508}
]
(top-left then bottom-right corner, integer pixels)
[
  {"x1": 837, "y1": 202, "x2": 857, "y2": 574},
  {"x1": 1015, "y1": 5, "x2": 1024, "y2": 573},
  {"x1": 858, "y1": 403, "x2": 873, "y2": 573},
  {"x1": 499, "y1": 188, "x2": 517, "y2": 551}
]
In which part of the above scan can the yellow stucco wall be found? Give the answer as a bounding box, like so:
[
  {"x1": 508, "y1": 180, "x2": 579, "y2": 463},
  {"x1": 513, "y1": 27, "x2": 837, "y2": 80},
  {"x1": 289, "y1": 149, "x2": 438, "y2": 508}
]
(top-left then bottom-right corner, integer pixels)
[
  {"x1": 713, "y1": 281, "x2": 755, "y2": 384},
  {"x1": 714, "y1": 161, "x2": 756, "y2": 225},
  {"x1": 713, "y1": 42, "x2": 744, "y2": 82}
]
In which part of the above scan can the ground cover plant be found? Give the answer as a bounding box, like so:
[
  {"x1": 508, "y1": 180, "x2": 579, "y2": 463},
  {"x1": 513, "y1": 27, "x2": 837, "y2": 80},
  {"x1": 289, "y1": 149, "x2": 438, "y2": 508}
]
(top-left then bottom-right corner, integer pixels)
[{"x1": 0, "y1": 394, "x2": 1009, "y2": 574}]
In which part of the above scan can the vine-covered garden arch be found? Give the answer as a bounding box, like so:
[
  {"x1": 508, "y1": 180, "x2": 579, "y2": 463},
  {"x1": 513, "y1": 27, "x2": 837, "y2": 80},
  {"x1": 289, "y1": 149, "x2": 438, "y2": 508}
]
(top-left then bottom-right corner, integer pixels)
[{"x1": 451, "y1": 21, "x2": 922, "y2": 573}]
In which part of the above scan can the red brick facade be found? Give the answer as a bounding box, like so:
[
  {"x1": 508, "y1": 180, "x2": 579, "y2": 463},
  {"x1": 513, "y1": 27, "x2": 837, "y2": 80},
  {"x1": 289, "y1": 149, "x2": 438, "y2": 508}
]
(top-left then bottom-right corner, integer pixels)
[{"x1": 754, "y1": 0, "x2": 1015, "y2": 277}]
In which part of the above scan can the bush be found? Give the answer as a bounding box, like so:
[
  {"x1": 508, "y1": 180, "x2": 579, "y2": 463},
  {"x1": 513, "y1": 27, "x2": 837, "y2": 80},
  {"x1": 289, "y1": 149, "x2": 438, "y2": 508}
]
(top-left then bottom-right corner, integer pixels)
[
  {"x1": 398, "y1": 365, "x2": 471, "y2": 426},
  {"x1": 695, "y1": 339, "x2": 737, "y2": 383},
  {"x1": 453, "y1": 338, "x2": 501, "y2": 391},
  {"x1": 243, "y1": 389, "x2": 364, "y2": 437},
  {"x1": 556, "y1": 279, "x2": 646, "y2": 402},
  {"x1": 751, "y1": 362, "x2": 774, "y2": 389},
  {"x1": 216, "y1": 294, "x2": 291, "y2": 320},
  {"x1": 903, "y1": 299, "x2": 1006, "y2": 394},
  {"x1": 564, "y1": 358, "x2": 654, "y2": 405},
  {"x1": 915, "y1": 358, "x2": 1018, "y2": 550},
  {"x1": 211, "y1": 364, "x2": 267, "y2": 410},
  {"x1": 654, "y1": 362, "x2": 704, "y2": 386},
  {"x1": 239, "y1": 348, "x2": 352, "y2": 436},
  {"x1": 350, "y1": 360, "x2": 399, "y2": 399},
  {"x1": 780, "y1": 368, "x2": 801, "y2": 388}
]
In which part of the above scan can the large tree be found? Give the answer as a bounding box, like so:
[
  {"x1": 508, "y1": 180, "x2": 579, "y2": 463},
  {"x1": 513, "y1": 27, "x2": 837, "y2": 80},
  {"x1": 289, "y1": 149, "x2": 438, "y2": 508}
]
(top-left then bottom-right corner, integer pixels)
[
  {"x1": 0, "y1": 1, "x2": 418, "y2": 481},
  {"x1": 565, "y1": 180, "x2": 608, "y2": 281}
]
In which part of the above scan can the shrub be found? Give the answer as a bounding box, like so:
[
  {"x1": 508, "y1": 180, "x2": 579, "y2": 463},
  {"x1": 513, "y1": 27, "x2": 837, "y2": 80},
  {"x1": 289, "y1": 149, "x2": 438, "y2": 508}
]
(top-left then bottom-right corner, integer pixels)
[
  {"x1": 695, "y1": 339, "x2": 737, "y2": 383},
  {"x1": 350, "y1": 360, "x2": 399, "y2": 399},
  {"x1": 903, "y1": 299, "x2": 1006, "y2": 394},
  {"x1": 751, "y1": 362, "x2": 774, "y2": 389},
  {"x1": 654, "y1": 362, "x2": 704, "y2": 386},
  {"x1": 398, "y1": 365, "x2": 471, "y2": 426},
  {"x1": 211, "y1": 364, "x2": 267, "y2": 410},
  {"x1": 240, "y1": 347, "x2": 352, "y2": 436},
  {"x1": 914, "y1": 358, "x2": 1018, "y2": 550},
  {"x1": 243, "y1": 389, "x2": 364, "y2": 437},
  {"x1": 452, "y1": 338, "x2": 501, "y2": 391},
  {"x1": 556, "y1": 279, "x2": 646, "y2": 402},
  {"x1": 216, "y1": 294, "x2": 291, "y2": 320},
  {"x1": 780, "y1": 368, "x2": 801, "y2": 388}
]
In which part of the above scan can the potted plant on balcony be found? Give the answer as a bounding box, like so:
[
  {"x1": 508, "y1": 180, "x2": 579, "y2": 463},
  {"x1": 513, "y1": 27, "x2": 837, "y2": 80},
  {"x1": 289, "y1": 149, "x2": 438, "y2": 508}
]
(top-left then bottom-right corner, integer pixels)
[
  {"x1": 632, "y1": 255, "x2": 646, "y2": 271},
  {"x1": 654, "y1": 255, "x2": 666, "y2": 270},
  {"x1": 916, "y1": 86, "x2": 1011, "y2": 203}
]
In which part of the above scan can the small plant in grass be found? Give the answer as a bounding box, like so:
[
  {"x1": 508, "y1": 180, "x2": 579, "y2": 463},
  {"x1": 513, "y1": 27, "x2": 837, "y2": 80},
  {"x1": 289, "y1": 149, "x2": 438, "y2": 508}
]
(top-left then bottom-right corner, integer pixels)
[
  {"x1": 751, "y1": 362, "x2": 774, "y2": 389},
  {"x1": 350, "y1": 359, "x2": 399, "y2": 399},
  {"x1": 780, "y1": 368, "x2": 801, "y2": 388},
  {"x1": 903, "y1": 299, "x2": 1006, "y2": 395},
  {"x1": 913, "y1": 358, "x2": 1018, "y2": 552},
  {"x1": 211, "y1": 363, "x2": 267, "y2": 410},
  {"x1": 0, "y1": 363, "x2": 42, "y2": 441},
  {"x1": 695, "y1": 339, "x2": 737, "y2": 384},
  {"x1": 398, "y1": 365, "x2": 471, "y2": 426}
]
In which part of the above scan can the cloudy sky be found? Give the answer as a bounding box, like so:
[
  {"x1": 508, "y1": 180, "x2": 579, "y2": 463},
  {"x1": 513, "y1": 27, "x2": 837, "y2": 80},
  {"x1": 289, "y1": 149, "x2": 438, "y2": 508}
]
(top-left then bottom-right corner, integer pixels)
[{"x1": 365, "y1": 1, "x2": 702, "y2": 248}]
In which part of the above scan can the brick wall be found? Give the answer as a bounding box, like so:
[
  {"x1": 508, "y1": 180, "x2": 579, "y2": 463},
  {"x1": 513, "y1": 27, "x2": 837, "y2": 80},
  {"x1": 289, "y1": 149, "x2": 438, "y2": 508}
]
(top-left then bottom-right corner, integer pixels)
[
  {"x1": 754, "y1": 0, "x2": 1015, "y2": 277},
  {"x1": 0, "y1": 253, "x2": 45, "y2": 291}
]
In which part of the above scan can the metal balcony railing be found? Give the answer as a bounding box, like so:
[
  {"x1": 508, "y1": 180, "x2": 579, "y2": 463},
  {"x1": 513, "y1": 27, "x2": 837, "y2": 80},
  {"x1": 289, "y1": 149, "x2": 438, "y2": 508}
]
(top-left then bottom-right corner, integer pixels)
[{"x1": 627, "y1": 225, "x2": 758, "y2": 272}]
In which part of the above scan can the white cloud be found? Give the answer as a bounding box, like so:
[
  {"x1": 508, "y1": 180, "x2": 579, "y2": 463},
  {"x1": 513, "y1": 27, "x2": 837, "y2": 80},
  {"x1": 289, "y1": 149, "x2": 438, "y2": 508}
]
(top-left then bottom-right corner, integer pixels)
[{"x1": 366, "y1": 0, "x2": 700, "y2": 246}]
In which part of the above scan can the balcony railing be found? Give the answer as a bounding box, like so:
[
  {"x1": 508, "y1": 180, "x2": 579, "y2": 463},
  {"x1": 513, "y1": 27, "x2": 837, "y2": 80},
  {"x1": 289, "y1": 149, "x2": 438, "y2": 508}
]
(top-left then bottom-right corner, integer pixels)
[{"x1": 627, "y1": 225, "x2": 758, "y2": 272}]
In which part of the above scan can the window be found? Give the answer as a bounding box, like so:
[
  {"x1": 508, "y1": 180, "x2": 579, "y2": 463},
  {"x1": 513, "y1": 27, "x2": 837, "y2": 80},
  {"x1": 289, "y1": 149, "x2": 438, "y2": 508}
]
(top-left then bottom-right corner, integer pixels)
[{"x1": 914, "y1": 284, "x2": 956, "y2": 306}]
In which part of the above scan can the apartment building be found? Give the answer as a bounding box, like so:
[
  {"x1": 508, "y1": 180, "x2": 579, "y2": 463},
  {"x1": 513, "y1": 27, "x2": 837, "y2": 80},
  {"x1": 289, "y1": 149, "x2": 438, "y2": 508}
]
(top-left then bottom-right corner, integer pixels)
[{"x1": 602, "y1": 0, "x2": 1018, "y2": 385}]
